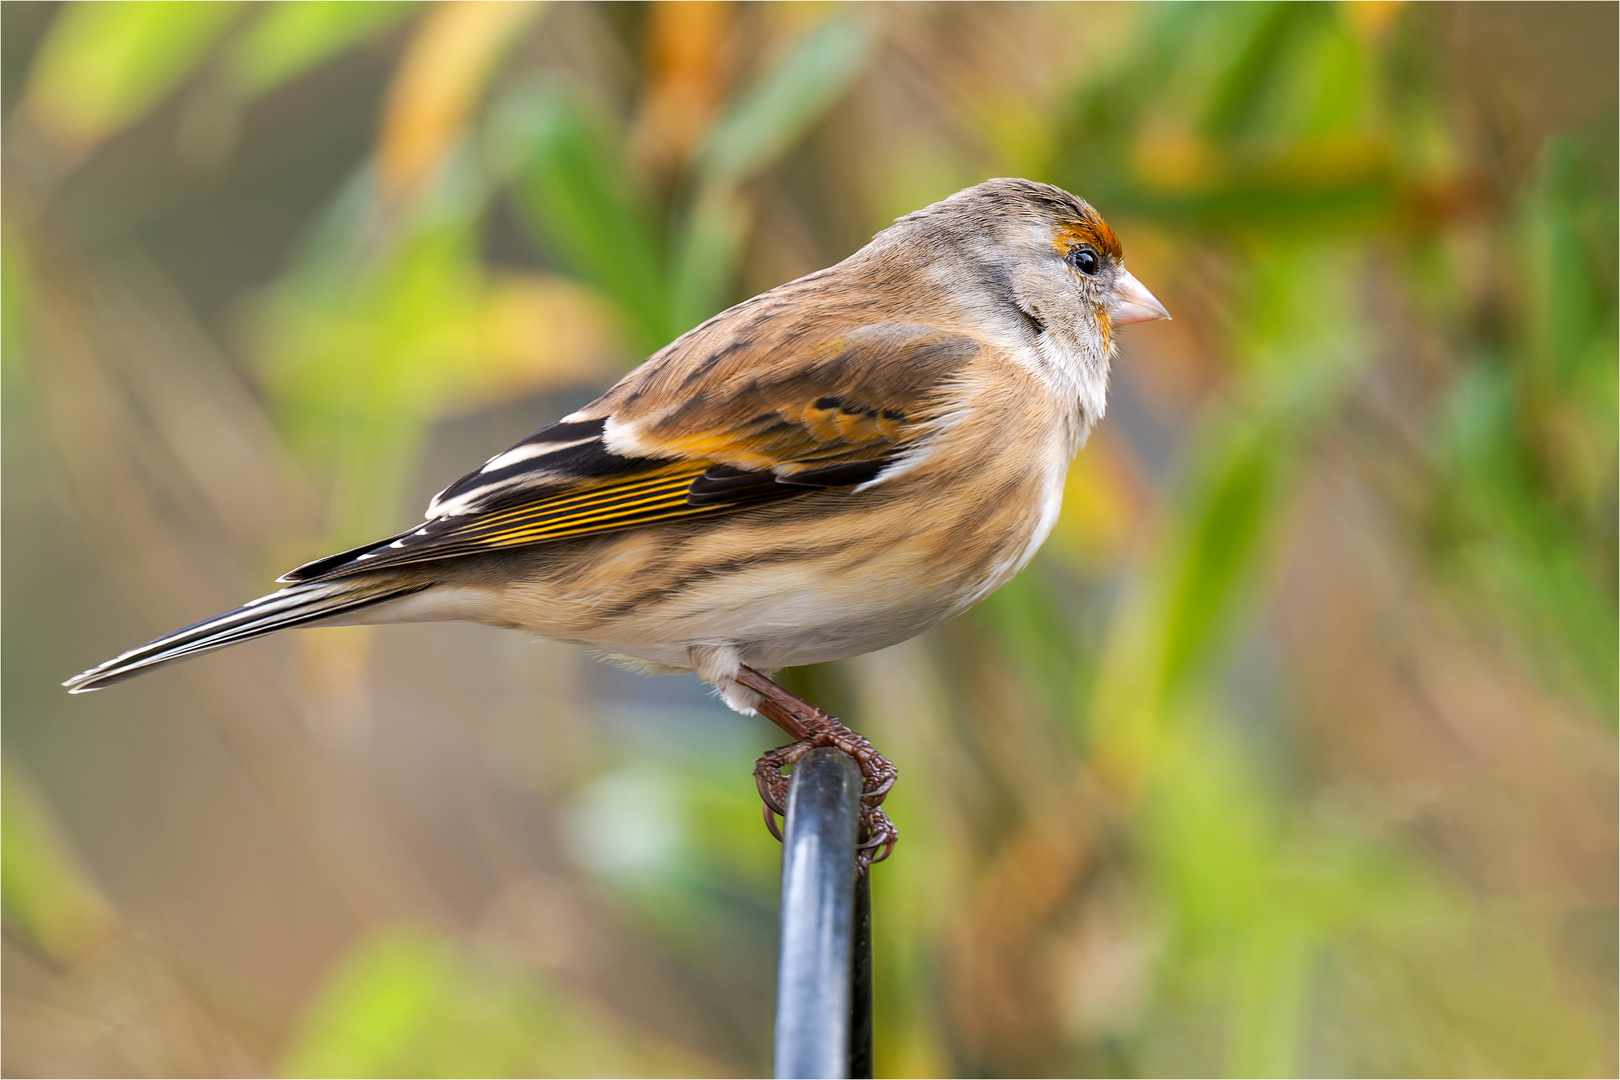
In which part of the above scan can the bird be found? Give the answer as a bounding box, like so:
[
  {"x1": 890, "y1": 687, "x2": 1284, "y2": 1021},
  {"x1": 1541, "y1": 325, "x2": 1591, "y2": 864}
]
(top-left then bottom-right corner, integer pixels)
[{"x1": 64, "y1": 177, "x2": 1169, "y2": 865}]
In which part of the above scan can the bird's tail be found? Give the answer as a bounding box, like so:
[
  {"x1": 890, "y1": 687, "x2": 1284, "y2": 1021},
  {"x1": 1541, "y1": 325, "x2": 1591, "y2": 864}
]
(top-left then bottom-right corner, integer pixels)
[{"x1": 63, "y1": 579, "x2": 426, "y2": 693}]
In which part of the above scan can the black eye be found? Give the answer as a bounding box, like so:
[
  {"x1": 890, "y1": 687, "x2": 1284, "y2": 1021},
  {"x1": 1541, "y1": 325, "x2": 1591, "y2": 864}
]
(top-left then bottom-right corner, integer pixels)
[{"x1": 1069, "y1": 245, "x2": 1100, "y2": 276}]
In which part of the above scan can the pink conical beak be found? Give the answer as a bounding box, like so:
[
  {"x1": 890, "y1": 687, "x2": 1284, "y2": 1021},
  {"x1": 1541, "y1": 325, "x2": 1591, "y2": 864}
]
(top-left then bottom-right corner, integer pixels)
[{"x1": 1110, "y1": 269, "x2": 1171, "y2": 325}]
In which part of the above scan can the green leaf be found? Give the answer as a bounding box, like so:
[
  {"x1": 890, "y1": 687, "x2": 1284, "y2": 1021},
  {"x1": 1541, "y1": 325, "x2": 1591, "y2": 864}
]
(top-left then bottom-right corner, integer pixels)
[
  {"x1": 505, "y1": 86, "x2": 669, "y2": 354},
  {"x1": 1157, "y1": 425, "x2": 1279, "y2": 694},
  {"x1": 230, "y1": 1, "x2": 418, "y2": 97},
  {"x1": 279, "y1": 929, "x2": 456, "y2": 1079},
  {"x1": 1201, "y1": 2, "x2": 1326, "y2": 140},
  {"x1": 26, "y1": 1, "x2": 244, "y2": 148}
]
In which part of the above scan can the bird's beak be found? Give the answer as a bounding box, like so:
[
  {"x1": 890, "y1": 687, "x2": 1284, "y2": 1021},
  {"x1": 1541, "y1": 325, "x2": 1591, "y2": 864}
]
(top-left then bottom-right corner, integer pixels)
[{"x1": 1110, "y1": 269, "x2": 1171, "y2": 325}]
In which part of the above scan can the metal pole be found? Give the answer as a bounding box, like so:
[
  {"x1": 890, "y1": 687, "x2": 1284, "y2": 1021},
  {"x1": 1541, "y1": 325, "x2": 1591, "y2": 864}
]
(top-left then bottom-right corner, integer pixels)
[
  {"x1": 773, "y1": 747, "x2": 863, "y2": 1080},
  {"x1": 848, "y1": 871, "x2": 873, "y2": 1079}
]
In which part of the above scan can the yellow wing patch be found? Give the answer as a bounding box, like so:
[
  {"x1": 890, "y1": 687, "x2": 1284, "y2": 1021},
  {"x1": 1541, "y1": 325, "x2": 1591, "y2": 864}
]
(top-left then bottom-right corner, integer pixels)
[
  {"x1": 289, "y1": 463, "x2": 745, "y2": 580},
  {"x1": 444, "y1": 464, "x2": 712, "y2": 549}
]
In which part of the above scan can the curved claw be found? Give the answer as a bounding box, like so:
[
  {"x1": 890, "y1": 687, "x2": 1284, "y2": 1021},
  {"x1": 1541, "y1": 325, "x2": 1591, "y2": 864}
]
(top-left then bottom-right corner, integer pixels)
[
  {"x1": 861, "y1": 772, "x2": 896, "y2": 803},
  {"x1": 762, "y1": 801, "x2": 784, "y2": 842},
  {"x1": 852, "y1": 805, "x2": 899, "y2": 873},
  {"x1": 867, "y1": 834, "x2": 898, "y2": 865},
  {"x1": 755, "y1": 768, "x2": 788, "y2": 817},
  {"x1": 857, "y1": 823, "x2": 898, "y2": 852}
]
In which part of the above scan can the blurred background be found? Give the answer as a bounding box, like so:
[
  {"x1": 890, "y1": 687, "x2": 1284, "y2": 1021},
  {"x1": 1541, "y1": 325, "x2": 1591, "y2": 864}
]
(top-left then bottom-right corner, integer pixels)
[{"x1": 3, "y1": 2, "x2": 1615, "y2": 1076}]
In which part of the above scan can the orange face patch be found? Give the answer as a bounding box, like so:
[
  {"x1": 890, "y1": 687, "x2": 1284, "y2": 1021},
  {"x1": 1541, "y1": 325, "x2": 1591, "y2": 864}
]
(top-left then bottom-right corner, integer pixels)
[{"x1": 1053, "y1": 210, "x2": 1122, "y2": 262}]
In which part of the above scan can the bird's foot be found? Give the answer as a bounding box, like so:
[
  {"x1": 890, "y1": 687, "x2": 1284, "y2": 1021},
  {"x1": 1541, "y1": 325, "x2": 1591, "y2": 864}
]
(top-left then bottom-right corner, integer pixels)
[{"x1": 738, "y1": 666, "x2": 898, "y2": 874}]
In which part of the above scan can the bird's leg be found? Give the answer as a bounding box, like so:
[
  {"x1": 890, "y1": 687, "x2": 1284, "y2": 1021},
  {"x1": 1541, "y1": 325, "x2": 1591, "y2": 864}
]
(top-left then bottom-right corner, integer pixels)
[{"x1": 738, "y1": 665, "x2": 899, "y2": 873}]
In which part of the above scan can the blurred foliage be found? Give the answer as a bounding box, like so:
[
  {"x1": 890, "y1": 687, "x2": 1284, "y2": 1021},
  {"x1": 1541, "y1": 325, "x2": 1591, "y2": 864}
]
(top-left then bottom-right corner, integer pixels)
[
  {"x1": 227, "y1": 2, "x2": 417, "y2": 99},
  {"x1": 3, "y1": 2, "x2": 1615, "y2": 1078},
  {"x1": 279, "y1": 927, "x2": 715, "y2": 1078},
  {"x1": 1, "y1": 758, "x2": 118, "y2": 966},
  {"x1": 23, "y1": 1, "x2": 244, "y2": 152}
]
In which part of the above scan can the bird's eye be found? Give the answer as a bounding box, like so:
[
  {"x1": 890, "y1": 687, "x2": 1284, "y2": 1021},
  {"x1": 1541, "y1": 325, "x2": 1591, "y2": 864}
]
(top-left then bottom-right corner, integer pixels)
[{"x1": 1069, "y1": 245, "x2": 1100, "y2": 276}]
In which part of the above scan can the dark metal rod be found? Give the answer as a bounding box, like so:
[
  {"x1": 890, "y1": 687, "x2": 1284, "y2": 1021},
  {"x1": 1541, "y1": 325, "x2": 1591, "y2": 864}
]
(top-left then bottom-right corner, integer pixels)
[
  {"x1": 773, "y1": 747, "x2": 863, "y2": 1080},
  {"x1": 847, "y1": 871, "x2": 873, "y2": 1079}
]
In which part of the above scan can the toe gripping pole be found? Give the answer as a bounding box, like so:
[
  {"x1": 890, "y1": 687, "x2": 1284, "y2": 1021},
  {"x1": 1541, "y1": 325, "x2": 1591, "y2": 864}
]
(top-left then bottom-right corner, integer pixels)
[{"x1": 773, "y1": 747, "x2": 873, "y2": 1080}]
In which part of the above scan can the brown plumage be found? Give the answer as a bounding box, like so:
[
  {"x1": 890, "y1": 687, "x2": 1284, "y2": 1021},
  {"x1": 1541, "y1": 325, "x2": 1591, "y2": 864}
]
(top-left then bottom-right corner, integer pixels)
[
  {"x1": 67, "y1": 173, "x2": 1171, "y2": 700},
  {"x1": 63, "y1": 178, "x2": 1169, "y2": 858}
]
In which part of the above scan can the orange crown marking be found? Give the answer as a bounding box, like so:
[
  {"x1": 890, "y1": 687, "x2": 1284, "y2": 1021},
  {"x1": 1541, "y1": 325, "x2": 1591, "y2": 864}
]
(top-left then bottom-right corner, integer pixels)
[{"x1": 1054, "y1": 212, "x2": 1123, "y2": 261}]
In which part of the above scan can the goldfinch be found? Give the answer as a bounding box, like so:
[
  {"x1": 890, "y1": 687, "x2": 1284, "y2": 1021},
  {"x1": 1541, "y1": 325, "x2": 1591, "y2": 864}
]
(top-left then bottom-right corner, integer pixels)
[{"x1": 65, "y1": 178, "x2": 1169, "y2": 861}]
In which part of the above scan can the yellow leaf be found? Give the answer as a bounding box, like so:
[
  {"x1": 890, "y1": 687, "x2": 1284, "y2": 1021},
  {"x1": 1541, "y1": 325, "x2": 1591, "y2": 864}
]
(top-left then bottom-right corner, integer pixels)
[
  {"x1": 453, "y1": 273, "x2": 623, "y2": 411},
  {"x1": 377, "y1": 0, "x2": 546, "y2": 203}
]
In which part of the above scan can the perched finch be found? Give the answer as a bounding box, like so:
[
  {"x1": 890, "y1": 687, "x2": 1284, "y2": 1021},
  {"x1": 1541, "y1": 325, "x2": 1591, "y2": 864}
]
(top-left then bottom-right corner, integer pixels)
[{"x1": 66, "y1": 178, "x2": 1169, "y2": 862}]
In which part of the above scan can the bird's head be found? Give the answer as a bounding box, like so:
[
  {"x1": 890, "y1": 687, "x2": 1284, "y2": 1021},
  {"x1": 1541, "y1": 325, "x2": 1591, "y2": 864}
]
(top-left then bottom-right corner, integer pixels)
[{"x1": 885, "y1": 178, "x2": 1170, "y2": 355}]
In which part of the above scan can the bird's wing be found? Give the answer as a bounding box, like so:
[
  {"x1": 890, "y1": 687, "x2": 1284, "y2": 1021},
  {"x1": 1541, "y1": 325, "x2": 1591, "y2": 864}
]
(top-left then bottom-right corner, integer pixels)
[{"x1": 280, "y1": 322, "x2": 979, "y2": 583}]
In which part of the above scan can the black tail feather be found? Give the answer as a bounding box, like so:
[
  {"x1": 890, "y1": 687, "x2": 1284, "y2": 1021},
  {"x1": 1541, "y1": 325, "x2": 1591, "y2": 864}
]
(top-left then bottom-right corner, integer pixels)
[{"x1": 63, "y1": 581, "x2": 426, "y2": 693}]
